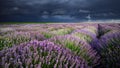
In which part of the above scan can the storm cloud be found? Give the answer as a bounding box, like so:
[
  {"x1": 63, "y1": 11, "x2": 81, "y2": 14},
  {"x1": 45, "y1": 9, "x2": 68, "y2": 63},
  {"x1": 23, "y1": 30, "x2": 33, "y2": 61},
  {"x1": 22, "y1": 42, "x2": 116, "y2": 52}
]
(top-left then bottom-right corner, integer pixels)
[{"x1": 0, "y1": 0, "x2": 120, "y2": 22}]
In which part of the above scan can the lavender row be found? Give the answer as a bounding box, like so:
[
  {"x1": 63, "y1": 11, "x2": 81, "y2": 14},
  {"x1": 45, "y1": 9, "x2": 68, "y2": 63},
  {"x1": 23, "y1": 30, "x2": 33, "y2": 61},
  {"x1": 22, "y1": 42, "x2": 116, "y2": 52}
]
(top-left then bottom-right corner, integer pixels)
[
  {"x1": 49, "y1": 35, "x2": 100, "y2": 66},
  {"x1": 0, "y1": 40, "x2": 90, "y2": 68},
  {"x1": 91, "y1": 31, "x2": 120, "y2": 68},
  {"x1": 0, "y1": 32, "x2": 45, "y2": 50}
]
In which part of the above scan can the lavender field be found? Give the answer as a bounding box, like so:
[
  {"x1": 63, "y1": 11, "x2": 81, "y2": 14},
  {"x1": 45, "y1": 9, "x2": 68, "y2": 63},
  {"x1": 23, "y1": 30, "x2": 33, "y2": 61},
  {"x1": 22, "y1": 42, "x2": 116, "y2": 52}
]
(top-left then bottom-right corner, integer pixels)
[{"x1": 0, "y1": 23, "x2": 120, "y2": 68}]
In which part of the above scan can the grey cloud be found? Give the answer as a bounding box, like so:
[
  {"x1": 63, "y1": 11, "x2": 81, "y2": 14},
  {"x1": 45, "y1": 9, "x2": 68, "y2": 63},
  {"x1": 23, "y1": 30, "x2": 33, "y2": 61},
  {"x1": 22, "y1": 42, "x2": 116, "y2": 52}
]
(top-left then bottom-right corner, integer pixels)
[
  {"x1": 79, "y1": 10, "x2": 90, "y2": 13},
  {"x1": 1, "y1": 0, "x2": 118, "y2": 15},
  {"x1": 0, "y1": 0, "x2": 120, "y2": 22}
]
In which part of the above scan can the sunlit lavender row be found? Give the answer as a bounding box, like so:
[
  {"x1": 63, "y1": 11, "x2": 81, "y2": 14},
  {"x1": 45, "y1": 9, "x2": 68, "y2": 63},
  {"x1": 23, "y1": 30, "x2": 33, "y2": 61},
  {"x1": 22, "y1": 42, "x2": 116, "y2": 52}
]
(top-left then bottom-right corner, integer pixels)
[{"x1": 0, "y1": 23, "x2": 120, "y2": 68}]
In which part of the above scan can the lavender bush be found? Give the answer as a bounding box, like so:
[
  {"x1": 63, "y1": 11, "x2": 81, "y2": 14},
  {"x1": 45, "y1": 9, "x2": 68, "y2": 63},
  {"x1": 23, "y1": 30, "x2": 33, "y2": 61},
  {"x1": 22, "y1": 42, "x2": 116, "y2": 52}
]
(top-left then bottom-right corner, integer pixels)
[
  {"x1": 91, "y1": 25, "x2": 120, "y2": 68},
  {"x1": 0, "y1": 40, "x2": 90, "y2": 68},
  {"x1": 49, "y1": 35, "x2": 100, "y2": 66},
  {"x1": 0, "y1": 32, "x2": 31, "y2": 50}
]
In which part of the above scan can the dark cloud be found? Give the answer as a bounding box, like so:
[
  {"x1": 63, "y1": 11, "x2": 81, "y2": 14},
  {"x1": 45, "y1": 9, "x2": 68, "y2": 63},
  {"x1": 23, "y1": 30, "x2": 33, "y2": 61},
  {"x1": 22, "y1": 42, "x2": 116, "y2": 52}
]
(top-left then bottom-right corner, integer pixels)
[{"x1": 0, "y1": 0, "x2": 120, "y2": 22}]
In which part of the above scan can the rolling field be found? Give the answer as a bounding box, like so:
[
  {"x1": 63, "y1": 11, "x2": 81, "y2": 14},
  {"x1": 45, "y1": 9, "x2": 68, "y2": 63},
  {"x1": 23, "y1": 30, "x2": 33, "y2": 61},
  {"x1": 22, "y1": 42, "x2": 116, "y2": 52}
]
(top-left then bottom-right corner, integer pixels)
[{"x1": 0, "y1": 23, "x2": 120, "y2": 68}]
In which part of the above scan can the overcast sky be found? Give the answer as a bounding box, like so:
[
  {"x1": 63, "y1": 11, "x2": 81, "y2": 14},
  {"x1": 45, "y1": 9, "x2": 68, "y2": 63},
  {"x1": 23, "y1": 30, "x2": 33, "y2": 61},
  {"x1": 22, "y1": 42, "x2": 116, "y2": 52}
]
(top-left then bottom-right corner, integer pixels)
[{"x1": 0, "y1": 0, "x2": 120, "y2": 22}]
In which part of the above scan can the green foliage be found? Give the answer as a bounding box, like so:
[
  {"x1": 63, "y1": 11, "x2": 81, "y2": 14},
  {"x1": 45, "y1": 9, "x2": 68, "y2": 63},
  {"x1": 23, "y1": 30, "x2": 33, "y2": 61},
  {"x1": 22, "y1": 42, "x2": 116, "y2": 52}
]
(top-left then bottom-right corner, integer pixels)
[
  {"x1": 65, "y1": 40, "x2": 80, "y2": 53},
  {"x1": 42, "y1": 32, "x2": 53, "y2": 39},
  {"x1": 51, "y1": 28, "x2": 74, "y2": 35},
  {"x1": 73, "y1": 32, "x2": 92, "y2": 42}
]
